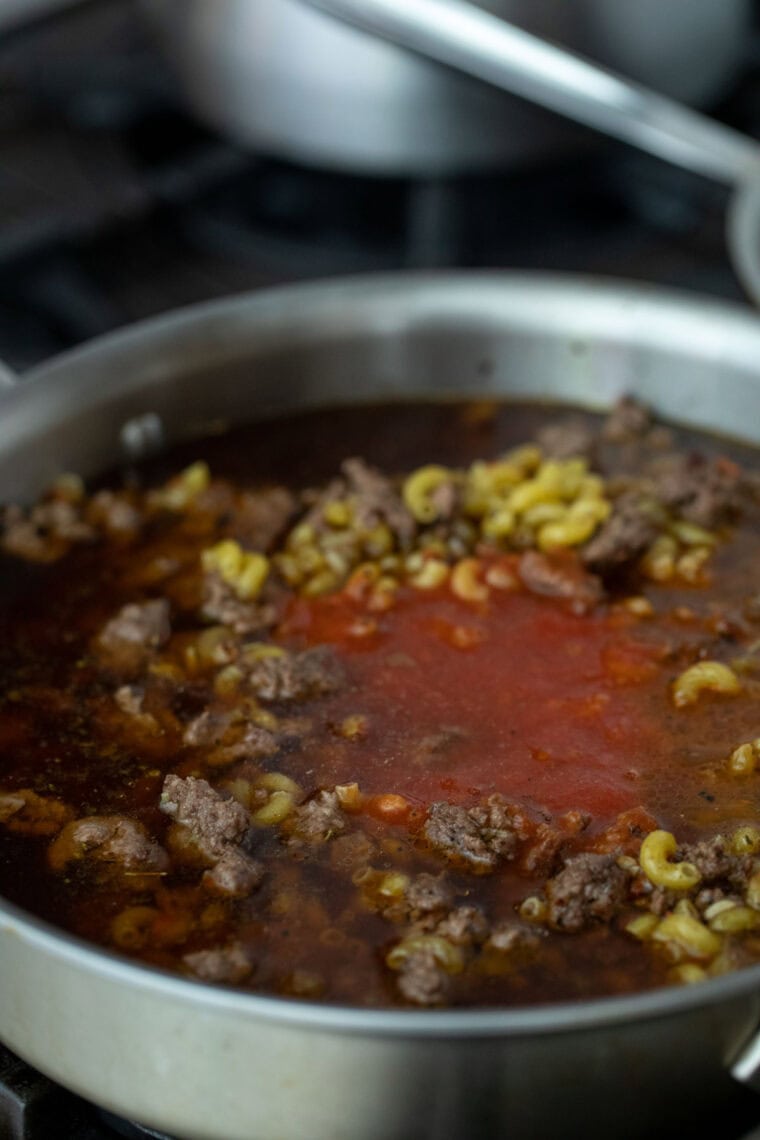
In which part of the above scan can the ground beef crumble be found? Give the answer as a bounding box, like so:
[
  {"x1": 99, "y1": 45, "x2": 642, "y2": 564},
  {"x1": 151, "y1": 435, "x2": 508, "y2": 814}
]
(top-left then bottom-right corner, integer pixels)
[
  {"x1": 657, "y1": 455, "x2": 745, "y2": 528},
  {"x1": 405, "y1": 873, "x2": 454, "y2": 918},
  {"x1": 95, "y1": 599, "x2": 171, "y2": 676},
  {"x1": 486, "y1": 921, "x2": 544, "y2": 954},
  {"x1": 0, "y1": 789, "x2": 72, "y2": 837},
  {"x1": 48, "y1": 816, "x2": 169, "y2": 880},
  {"x1": 396, "y1": 945, "x2": 451, "y2": 1006},
  {"x1": 341, "y1": 457, "x2": 417, "y2": 547},
  {"x1": 202, "y1": 847, "x2": 264, "y2": 897},
  {"x1": 1, "y1": 499, "x2": 95, "y2": 561},
  {"x1": 201, "y1": 575, "x2": 280, "y2": 636},
  {"x1": 602, "y1": 395, "x2": 653, "y2": 442},
  {"x1": 423, "y1": 797, "x2": 518, "y2": 873},
  {"x1": 160, "y1": 774, "x2": 249, "y2": 859},
  {"x1": 435, "y1": 905, "x2": 490, "y2": 947},
  {"x1": 518, "y1": 549, "x2": 602, "y2": 611},
  {"x1": 246, "y1": 646, "x2": 344, "y2": 703},
  {"x1": 680, "y1": 836, "x2": 754, "y2": 890},
  {"x1": 234, "y1": 486, "x2": 297, "y2": 551},
  {"x1": 183, "y1": 941, "x2": 254, "y2": 985},
  {"x1": 545, "y1": 853, "x2": 631, "y2": 933},
  {"x1": 536, "y1": 417, "x2": 597, "y2": 461},
  {"x1": 581, "y1": 492, "x2": 660, "y2": 575},
  {"x1": 289, "y1": 790, "x2": 345, "y2": 845}
]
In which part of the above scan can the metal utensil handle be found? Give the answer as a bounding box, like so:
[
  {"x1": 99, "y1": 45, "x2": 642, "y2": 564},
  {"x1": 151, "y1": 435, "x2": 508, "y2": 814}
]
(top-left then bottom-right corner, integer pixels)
[
  {"x1": 0, "y1": 362, "x2": 18, "y2": 389},
  {"x1": 305, "y1": 0, "x2": 760, "y2": 186},
  {"x1": 0, "y1": 0, "x2": 89, "y2": 33}
]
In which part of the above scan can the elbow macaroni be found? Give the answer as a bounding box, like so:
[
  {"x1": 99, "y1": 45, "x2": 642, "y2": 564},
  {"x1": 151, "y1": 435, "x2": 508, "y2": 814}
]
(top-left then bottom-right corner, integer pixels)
[
  {"x1": 671, "y1": 661, "x2": 741, "y2": 708},
  {"x1": 639, "y1": 830, "x2": 701, "y2": 890}
]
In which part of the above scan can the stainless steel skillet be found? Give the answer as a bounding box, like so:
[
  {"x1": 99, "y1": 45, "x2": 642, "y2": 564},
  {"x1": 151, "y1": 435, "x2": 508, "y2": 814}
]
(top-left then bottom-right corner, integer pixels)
[{"x1": 3, "y1": 273, "x2": 760, "y2": 1139}]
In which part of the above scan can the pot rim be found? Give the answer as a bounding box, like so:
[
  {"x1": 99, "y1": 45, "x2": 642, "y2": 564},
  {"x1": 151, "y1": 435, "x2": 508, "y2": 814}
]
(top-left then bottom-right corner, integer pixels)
[
  {"x1": 15, "y1": 269, "x2": 760, "y2": 401},
  {"x1": 4, "y1": 886, "x2": 760, "y2": 1040},
  {"x1": 4, "y1": 269, "x2": 760, "y2": 1043}
]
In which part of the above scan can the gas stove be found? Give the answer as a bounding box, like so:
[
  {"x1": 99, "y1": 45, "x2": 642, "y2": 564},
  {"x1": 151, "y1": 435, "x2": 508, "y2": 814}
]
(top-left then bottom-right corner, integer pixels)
[
  {"x1": 0, "y1": 1042, "x2": 169, "y2": 1139},
  {"x1": 0, "y1": 0, "x2": 755, "y2": 374},
  {"x1": 4, "y1": 1035, "x2": 760, "y2": 1140},
  {"x1": 3, "y1": 3, "x2": 760, "y2": 1139}
]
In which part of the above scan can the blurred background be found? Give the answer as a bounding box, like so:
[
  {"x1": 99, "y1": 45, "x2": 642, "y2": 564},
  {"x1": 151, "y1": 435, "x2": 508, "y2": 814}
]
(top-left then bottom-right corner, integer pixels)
[{"x1": 0, "y1": 0, "x2": 757, "y2": 370}]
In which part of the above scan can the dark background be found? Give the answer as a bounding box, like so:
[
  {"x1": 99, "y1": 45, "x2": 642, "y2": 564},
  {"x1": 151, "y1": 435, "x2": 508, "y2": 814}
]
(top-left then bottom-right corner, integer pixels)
[{"x1": 0, "y1": 0, "x2": 756, "y2": 371}]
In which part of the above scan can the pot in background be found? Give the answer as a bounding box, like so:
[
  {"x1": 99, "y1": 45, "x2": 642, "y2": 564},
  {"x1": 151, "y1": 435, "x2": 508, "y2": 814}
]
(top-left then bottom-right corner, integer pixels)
[{"x1": 141, "y1": 0, "x2": 751, "y2": 175}]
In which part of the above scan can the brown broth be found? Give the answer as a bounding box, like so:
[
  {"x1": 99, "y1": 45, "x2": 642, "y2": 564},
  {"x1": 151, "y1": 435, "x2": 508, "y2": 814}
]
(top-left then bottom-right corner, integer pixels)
[{"x1": 0, "y1": 400, "x2": 759, "y2": 1007}]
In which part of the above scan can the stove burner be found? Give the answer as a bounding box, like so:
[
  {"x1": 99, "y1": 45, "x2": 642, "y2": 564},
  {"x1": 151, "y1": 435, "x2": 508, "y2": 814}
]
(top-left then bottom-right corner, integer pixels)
[
  {"x1": 0, "y1": 0, "x2": 752, "y2": 372},
  {"x1": 0, "y1": 1044, "x2": 182, "y2": 1140},
  {"x1": 0, "y1": 1046, "x2": 82, "y2": 1139},
  {"x1": 98, "y1": 1110, "x2": 174, "y2": 1140}
]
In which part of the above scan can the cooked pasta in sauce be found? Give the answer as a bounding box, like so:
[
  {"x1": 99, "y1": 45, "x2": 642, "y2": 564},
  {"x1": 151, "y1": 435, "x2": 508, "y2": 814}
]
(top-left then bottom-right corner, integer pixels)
[{"x1": 1, "y1": 397, "x2": 760, "y2": 1007}]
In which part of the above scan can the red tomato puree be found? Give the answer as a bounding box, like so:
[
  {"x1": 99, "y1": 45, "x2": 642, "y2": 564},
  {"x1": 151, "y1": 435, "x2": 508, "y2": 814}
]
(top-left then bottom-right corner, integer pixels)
[{"x1": 283, "y1": 576, "x2": 667, "y2": 824}]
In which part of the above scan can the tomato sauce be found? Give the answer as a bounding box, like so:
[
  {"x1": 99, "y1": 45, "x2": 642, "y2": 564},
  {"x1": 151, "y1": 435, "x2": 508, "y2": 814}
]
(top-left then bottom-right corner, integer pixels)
[{"x1": 284, "y1": 576, "x2": 667, "y2": 820}]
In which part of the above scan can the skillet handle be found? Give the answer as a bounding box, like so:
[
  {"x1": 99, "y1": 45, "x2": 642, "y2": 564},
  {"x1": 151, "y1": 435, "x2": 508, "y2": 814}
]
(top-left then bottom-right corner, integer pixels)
[
  {"x1": 304, "y1": 0, "x2": 760, "y2": 185},
  {"x1": 732, "y1": 1028, "x2": 760, "y2": 1092},
  {"x1": 0, "y1": 362, "x2": 18, "y2": 390}
]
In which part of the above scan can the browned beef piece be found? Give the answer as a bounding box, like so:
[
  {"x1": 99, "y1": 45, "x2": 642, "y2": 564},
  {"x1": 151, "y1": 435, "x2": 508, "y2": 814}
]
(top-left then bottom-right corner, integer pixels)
[
  {"x1": 246, "y1": 646, "x2": 343, "y2": 703},
  {"x1": 679, "y1": 835, "x2": 753, "y2": 890},
  {"x1": 201, "y1": 575, "x2": 279, "y2": 636},
  {"x1": 405, "y1": 873, "x2": 453, "y2": 917},
  {"x1": 86, "y1": 490, "x2": 142, "y2": 537},
  {"x1": 520, "y1": 823, "x2": 566, "y2": 878},
  {"x1": 183, "y1": 710, "x2": 278, "y2": 763},
  {"x1": 428, "y1": 479, "x2": 461, "y2": 522},
  {"x1": 1, "y1": 507, "x2": 58, "y2": 561},
  {"x1": 396, "y1": 946, "x2": 451, "y2": 1006},
  {"x1": 160, "y1": 774, "x2": 249, "y2": 859},
  {"x1": 300, "y1": 477, "x2": 346, "y2": 531},
  {"x1": 487, "y1": 921, "x2": 543, "y2": 953},
  {"x1": 183, "y1": 942, "x2": 253, "y2": 985},
  {"x1": 2, "y1": 499, "x2": 95, "y2": 562},
  {"x1": 602, "y1": 395, "x2": 652, "y2": 442},
  {"x1": 240, "y1": 723, "x2": 280, "y2": 757},
  {"x1": 518, "y1": 550, "x2": 602, "y2": 611},
  {"x1": 235, "y1": 486, "x2": 297, "y2": 551},
  {"x1": 95, "y1": 599, "x2": 171, "y2": 676},
  {"x1": 202, "y1": 847, "x2": 264, "y2": 897},
  {"x1": 38, "y1": 499, "x2": 94, "y2": 541},
  {"x1": 342, "y1": 457, "x2": 416, "y2": 546},
  {"x1": 0, "y1": 793, "x2": 26, "y2": 822},
  {"x1": 48, "y1": 816, "x2": 168, "y2": 877},
  {"x1": 657, "y1": 456, "x2": 744, "y2": 528},
  {"x1": 114, "y1": 685, "x2": 145, "y2": 717},
  {"x1": 536, "y1": 418, "x2": 597, "y2": 460},
  {"x1": 581, "y1": 492, "x2": 659, "y2": 575},
  {"x1": 435, "y1": 905, "x2": 489, "y2": 947},
  {"x1": 469, "y1": 797, "x2": 521, "y2": 856},
  {"x1": 423, "y1": 796, "x2": 517, "y2": 873},
  {"x1": 645, "y1": 886, "x2": 677, "y2": 916},
  {"x1": 290, "y1": 790, "x2": 345, "y2": 844},
  {"x1": 694, "y1": 886, "x2": 730, "y2": 911},
  {"x1": 329, "y1": 830, "x2": 376, "y2": 872},
  {"x1": 546, "y1": 853, "x2": 630, "y2": 933},
  {"x1": 0, "y1": 789, "x2": 72, "y2": 837},
  {"x1": 183, "y1": 709, "x2": 232, "y2": 747},
  {"x1": 207, "y1": 726, "x2": 280, "y2": 767}
]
